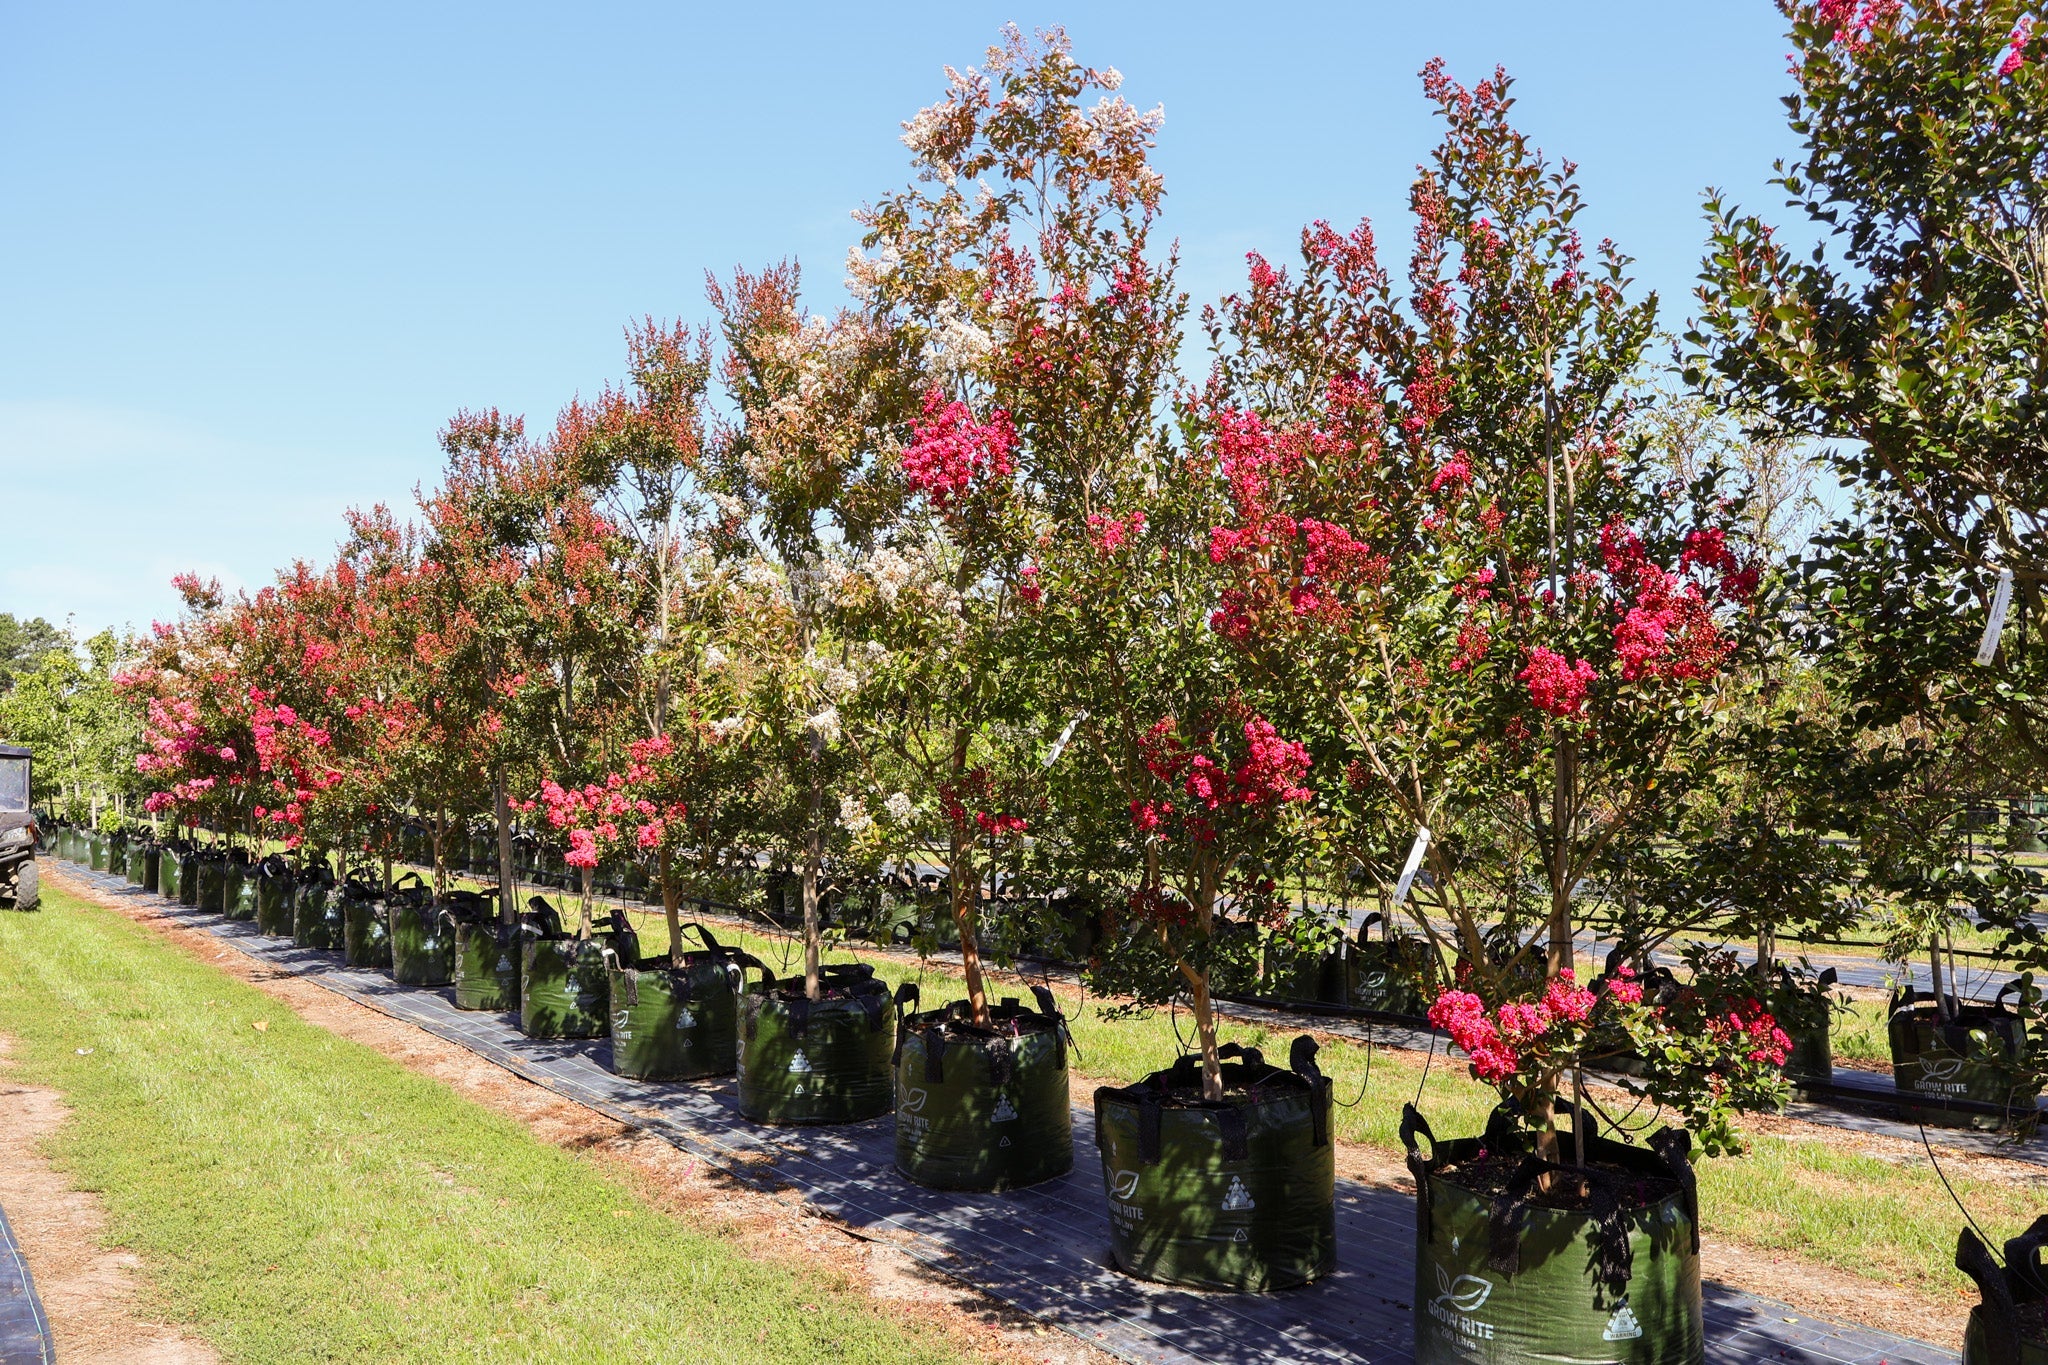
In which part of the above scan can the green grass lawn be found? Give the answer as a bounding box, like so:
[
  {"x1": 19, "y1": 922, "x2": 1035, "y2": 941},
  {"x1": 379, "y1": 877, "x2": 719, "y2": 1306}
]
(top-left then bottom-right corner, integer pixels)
[
  {"x1": 680, "y1": 912, "x2": 2034, "y2": 1316},
  {"x1": 0, "y1": 883, "x2": 974, "y2": 1365}
]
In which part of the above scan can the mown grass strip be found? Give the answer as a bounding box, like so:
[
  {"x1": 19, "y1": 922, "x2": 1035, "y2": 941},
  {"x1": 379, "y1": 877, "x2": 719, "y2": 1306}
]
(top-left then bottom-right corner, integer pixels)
[{"x1": 0, "y1": 884, "x2": 972, "y2": 1365}]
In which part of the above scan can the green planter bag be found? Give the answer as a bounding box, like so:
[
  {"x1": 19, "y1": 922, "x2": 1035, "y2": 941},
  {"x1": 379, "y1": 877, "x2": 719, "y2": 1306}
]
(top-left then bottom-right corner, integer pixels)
[
  {"x1": 292, "y1": 867, "x2": 341, "y2": 949},
  {"x1": 520, "y1": 935, "x2": 612, "y2": 1039},
  {"x1": 106, "y1": 831, "x2": 129, "y2": 878},
  {"x1": 1772, "y1": 966, "x2": 1837, "y2": 1086},
  {"x1": 341, "y1": 878, "x2": 392, "y2": 969},
  {"x1": 737, "y1": 963, "x2": 896, "y2": 1124},
  {"x1": 894, "y1": 984, "x2": 1073, "y2": 1192},
  {"x1": 454, "y1": 917, "x2": 521, "y2": 1012},
  {"x1": 1402, "y1": 1104, "x2": 1703, "y2": 1365},
  {"x1": 1093, "y1": 1037, "x2": 1335, "y2": 1292},
  {"x1": 173, "y1": 849, "x2": 200, "y2": 906},
  {"x1": 605, "y1": 922, "x2": 768, "y2": 1080},
  {"x1": 1957, "y1": 1218, "x2": 2048, "y2": 1365},
  {"x1": 387, "y1": 876, "x2": 453, "y2": 986},
  {"x1": 254, "y1": 856, "x2": 296, "y2": 936},
  {"x1": 128, "y1": 842, "x2": 160, "y2": 892},
  {"x1": 87, "y1": 831, "x2": 108, "y2": 872},
  {"x1": 1345, "y1": 912, "x2": 1433, "y2": 1015},
  {"x1": 195, "y1": 853, "x2": 229, "y2": 914},
  {"x1": 1261, "y1": 932, "x2": 1345, "y2": 1005},
  {"x1": 1890, "y1": 984, "x2": 2041, "y2": 1129},
  {"x1": 224, "y1": 859, "x2": 258, "y2": 921}
]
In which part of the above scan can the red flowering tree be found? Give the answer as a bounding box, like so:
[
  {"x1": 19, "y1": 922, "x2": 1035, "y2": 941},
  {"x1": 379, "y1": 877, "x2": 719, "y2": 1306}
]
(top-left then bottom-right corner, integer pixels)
[{"x1": 1198, "y1": 64, "x2": 1790, "y2": 1155}]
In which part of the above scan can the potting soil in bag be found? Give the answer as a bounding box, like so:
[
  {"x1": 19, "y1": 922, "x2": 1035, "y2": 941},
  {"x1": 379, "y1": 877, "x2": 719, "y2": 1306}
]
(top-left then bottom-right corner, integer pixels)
[
  {"x1": 341, "y1": 879, "x2": 392, "y2": 969},
  {"x1": 1957, "y1": 1217, "x2": 2048, "y2": 1365},
  {"x1": 607, "y1": 922, "x2": 766, "y2": 1080},
  {"x1": 894, "y1": 983, "x2": 1073, "y2": 1191},
  {"x1": 737, "y1": 963, "x2": 896, "y2": 1124},
  {"x1": 1890, "y1": 984, "x2": 2041, "y2": 1129},
  {"x1": 387, "y1": 876, "x2": 454, "y2": 986},
  {"x1": 292, "y1": 868, "x2": 340, "y2": 949},
  {"x1": 1093, "y1": 1037, "x2": 1335, "y2": 1292},
  {"x1": 254, "y1": 856, "x2": 295, "y2": 936},
  {"x1": 1402, "y1": 1104, "x2": 1703, "y2": 1365}
]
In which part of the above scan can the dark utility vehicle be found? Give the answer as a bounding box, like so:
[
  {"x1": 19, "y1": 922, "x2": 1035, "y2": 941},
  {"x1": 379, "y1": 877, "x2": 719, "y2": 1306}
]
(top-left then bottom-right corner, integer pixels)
[{"x1": 0, "y1": 745, "x2": 36, "y2": 911}]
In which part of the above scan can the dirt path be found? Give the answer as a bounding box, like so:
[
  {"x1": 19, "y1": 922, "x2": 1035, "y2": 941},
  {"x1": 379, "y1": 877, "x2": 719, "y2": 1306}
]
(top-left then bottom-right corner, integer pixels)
[
  {"x1": 45, "y1": 864, "x2": 1103, "y2": 1365},
  {"x1": 0, "y1": 1034, "x2": 218, "y2": 1364}
]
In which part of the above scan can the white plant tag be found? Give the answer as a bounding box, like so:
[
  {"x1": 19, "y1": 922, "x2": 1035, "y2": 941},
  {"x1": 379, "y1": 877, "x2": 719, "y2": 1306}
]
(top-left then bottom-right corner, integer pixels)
[
  {"x1": 1977, "y1": 568, "x2": 2015, "y2": 666},
  {"x1": 1043, "y1": 711, "x2": 1088, "y2": 767},
  {"x1": 1351, "y1": 826, "x2": 1431, "y2": 932}
]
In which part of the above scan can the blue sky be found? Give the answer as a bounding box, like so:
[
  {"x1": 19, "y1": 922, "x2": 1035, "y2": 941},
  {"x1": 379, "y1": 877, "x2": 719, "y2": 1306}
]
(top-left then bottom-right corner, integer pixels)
[{"x1": 1, "y1": 2, "x2": 1802, "y2": 637}]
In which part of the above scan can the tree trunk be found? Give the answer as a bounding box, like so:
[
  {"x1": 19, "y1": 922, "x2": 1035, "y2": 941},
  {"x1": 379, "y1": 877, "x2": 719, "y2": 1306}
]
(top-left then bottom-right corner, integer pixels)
[
  {"x1": 951, "y1": 823, "x2": 991, "y2": 1027},
  {"x1": 1929, "y1": 933, "x2": 1949, "y2": 1023},
  {"x1": 661, "y1": 846, "x2": 683, "y2": 968},
  {"x1": 803, "y1": 734, "x2": 824, "y2": 1001},
  {"x1": 576, "y1": 863, "x2": 594, "y2": 940},
  {"x1": 432, "y1": 806, "x2": 447, "y2": 897},
  {"x1": 495, "y1": 767, "x2": 515, "y2": 927},
  {"x1": 1191, "y1": 864, "x2": 1224, "y2": 1103}
]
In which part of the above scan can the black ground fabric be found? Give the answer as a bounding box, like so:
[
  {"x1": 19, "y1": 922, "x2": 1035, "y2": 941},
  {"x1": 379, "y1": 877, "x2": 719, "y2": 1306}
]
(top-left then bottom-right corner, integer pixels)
[
  {"x1": 0, "y1": 1199, "x2": 51, "y2": 1365},
  {"x1": 49, "y1": 858, "x2": 1964, "y2": 1365}
]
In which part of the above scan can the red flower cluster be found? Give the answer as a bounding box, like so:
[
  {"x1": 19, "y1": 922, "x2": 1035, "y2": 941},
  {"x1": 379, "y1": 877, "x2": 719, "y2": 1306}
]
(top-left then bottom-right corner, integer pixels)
[
  {"x1": 900, "y1": 387, "x2": 1017, "y2": 510},
  {"x1": 1086, "y1": 509, "x2": 1147, "y2": 555},
  {"x1": 1710, "y1": 998, "x2": 1793, "y2": 1066},
  {"x1": 1429, "y1": 977, "x2": 1600, "y2": 1085}
]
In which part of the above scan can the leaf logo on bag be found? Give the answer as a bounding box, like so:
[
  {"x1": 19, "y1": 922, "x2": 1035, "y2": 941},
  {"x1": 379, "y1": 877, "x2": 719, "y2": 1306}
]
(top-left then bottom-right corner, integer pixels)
[
  {"x1": 901, "y1": 1087, "x2": 929, "y2": 1114},
  {"x1": 1921, "y1": 1056, "x2": 1966, "y2": 1082},
  {"x1": 1433, "y1": 1267, "x2": 1493, "y2": 1313},
  {"x1": 1221, "y1": 1176, "x2": 1256, "y2": 1212},
  {"x1": 1110, "y1": 1168, "x2": 1141, "y2": 1200}
]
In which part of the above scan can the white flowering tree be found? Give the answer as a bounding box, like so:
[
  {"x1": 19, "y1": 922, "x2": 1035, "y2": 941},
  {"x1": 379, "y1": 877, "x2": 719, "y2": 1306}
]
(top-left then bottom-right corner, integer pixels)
[{"x1": 706, "y1": 261, "x2": 918, "y2": 998}]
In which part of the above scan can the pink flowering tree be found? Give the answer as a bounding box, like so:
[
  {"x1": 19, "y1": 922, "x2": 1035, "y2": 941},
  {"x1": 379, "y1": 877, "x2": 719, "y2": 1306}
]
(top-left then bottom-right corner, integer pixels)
[{"x1": 1198, "y1": 64, "x2": 1791, "y2": 1155}]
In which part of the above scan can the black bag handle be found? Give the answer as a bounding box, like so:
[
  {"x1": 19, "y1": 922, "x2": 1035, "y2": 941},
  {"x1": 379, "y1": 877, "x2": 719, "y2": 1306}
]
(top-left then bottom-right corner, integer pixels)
[
  {"x1": 674, "y1": 921, "x2": 724, "y2": 956},
  {"x1": 890, "y1": 982, "x2": 921, "y2": 1069},
  {"x1": 1959, "y1": 1228, "x2": 2023, "y2": 1365},
  {"x1": 2007, "y1": 1213, "x2": 2048, "y2": 1302}
]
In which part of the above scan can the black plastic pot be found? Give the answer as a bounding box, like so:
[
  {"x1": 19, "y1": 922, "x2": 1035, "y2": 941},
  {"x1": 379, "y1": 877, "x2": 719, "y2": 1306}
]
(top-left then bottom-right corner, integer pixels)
[
  {"x1": 737, "y1": 963, "x2": 896, "y2": 1124},
  {"x1": 894, "y1": 984, "x2": 1073, "y2": 1191},
  {"x1": 1402, "y1": 1104, "x2": 1703, "y2": 1365},
  {"x1": 254, "y1": 856, "x2": 295, "y2": 936},
  {"x1": 292, "y1": 867, "x2": 341, "y2": 950},
  {"x1": 1093, "y1": 1038, "x2": 1335, "y2": 1292},
  {"x1": 1889, "y1": 985, "x2": 2041, "y2": 1129},
  {"x1": 605, "y1": 922, "x2": 767, "y2": 1080},
  {"x1": 341, "y1": 879, "x2": 392, "y2": 969},
  {"x1": 1344, "y1": 912, "x2": 1432, "y2": 1015},
  {"x1": 1957, "y1": 1217, "x2": 2048, "y2": 1365}
]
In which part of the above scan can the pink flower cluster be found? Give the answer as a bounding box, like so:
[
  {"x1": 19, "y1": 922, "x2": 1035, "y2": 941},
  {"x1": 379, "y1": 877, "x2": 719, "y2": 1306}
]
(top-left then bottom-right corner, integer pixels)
[
  {"x1": 1519, "y1": 646, "x2": 1596, "y2": 717},
  {"x1": 1129, "y1": 714, "x2": 1313, "y2": 843},
  {"x1": 1711, "y1": 999, "x2": 1793, "y2": 1067},
  {"x1": 1086, "y1": 509, "x2": 1146, "y2": 555},
  {"x1": 1428, "y1": 977, "x2": 1601, "y2": 1085},
  {"x1": 900, "y1": 388, "x2": 1017, "y2": 510},
  {"x1": 2003, "y1": 15, "x2": 2034, "y2": 77}
]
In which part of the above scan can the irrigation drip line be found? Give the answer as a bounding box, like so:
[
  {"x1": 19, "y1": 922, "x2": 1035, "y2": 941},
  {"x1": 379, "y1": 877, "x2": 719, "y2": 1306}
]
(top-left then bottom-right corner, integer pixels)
[{"x1": 1922, "y1": 1121, "x2": 2002, "y2": 1265}]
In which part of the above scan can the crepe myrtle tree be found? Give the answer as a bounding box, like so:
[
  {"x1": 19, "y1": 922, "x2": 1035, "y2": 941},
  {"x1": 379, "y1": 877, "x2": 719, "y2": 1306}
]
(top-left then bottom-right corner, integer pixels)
[
  {"x1": 706, "y1": 261, "x2": 918, "y2": 1000},
  {"x1": 123, "y1": 575, "x2": 267, "y2": 847},
  {"x1": 844, "y1": 26, "x2": 1174, "y2": 1023},
  {"x1": 1198, "y1": 62, "x2": 1791, "y2": 1156},
  {"x1": 1694, "y1": 0, "x2": 2048, "y2": 748}
]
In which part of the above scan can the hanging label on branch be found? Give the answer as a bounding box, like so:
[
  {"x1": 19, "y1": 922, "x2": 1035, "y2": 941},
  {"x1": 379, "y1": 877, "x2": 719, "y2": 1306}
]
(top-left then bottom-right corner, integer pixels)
[
  {"x1": 1352, "y1": 826, "x2": 1431, "y2": 933},
  {"x1": 1043, "y1": 711, "x2": 1089, "y2": 767},
  {"x1": 1976, "y1": 568, "x2": 2015, "y2": 666}
]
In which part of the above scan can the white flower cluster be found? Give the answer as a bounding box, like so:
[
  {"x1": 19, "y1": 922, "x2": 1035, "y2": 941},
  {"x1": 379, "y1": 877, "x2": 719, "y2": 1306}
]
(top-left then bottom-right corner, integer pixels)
[
  {"x1": 839, "y1": 793, "x2": 874, "y2": 835},
  {"x1": 821, "y1": 663, "x2": 859, "y2": 698},
  {"x1": 710, "y1": 715, "x2": 744, "y2": 737},
  {"x1": 931, "y1": 299, "x2": 994, "y2": 378},
  {"x1": 862, "y1": 544, "x2": 926, "y2": 605},
  {"x1": 806, "y1": 705, "x2": 842, "y2": 746},
  {"x1": 884, "y1": 791, "x2": 916, "y2": 823},
  {"x1": 703, "y1": 645, "x2": 729, "y2": 670}
]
